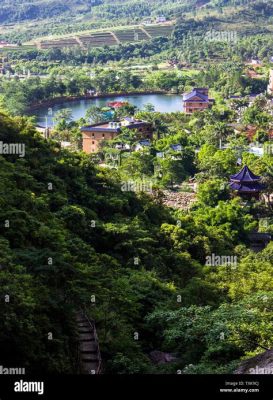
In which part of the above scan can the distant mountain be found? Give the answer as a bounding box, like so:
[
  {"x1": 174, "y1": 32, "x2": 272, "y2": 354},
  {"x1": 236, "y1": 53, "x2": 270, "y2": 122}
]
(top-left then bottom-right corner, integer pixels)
[
  {"x1": 1, "y1": 0, "x2": 273, "y2": 34},
  {"x1": 0, "y1": 0, "x2": 102, "y2": 23},
  {"x1": 0, "y1": 0, "x2": 199, "y2": 24},
  {"x1": 207, "y1": 0, "x2": 273, "y2": 17}
]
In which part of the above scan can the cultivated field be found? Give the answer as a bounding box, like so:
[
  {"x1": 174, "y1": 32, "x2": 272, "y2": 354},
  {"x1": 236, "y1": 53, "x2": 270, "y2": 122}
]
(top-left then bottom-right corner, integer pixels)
[{"x1": 35, "y1": 23, "x2": 175, "y2": 50}]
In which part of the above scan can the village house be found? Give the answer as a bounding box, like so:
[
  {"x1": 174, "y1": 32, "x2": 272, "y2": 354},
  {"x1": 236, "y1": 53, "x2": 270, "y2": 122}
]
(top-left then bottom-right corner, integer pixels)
[
  {"x1": 170, "y1": 144, "x2": 182, "y2": 152},
  {"x1": 156, "y1": 144, "x2": 183, "y2": 159},
  {"x1": 134, "y1": 139, "x2": 151, "y2": 151},
  {"x1": 251, "y1": 58, "x2": 262, "y2": 66},
  {"x1": 115, "y1": 143, "x2": 131, "y2": 150},
  {"x1": 81, "y1": 117, "x2": 153, "y2": 154},
  {"x1": 182, "y1": 88, "x2": 214, "y2": 114}
]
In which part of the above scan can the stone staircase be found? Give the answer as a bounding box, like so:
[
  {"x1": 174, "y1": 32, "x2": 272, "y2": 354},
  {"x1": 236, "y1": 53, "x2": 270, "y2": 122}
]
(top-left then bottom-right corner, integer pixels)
[{"x1": 76, "y1": 311, "x2": 102, "y2": 374}]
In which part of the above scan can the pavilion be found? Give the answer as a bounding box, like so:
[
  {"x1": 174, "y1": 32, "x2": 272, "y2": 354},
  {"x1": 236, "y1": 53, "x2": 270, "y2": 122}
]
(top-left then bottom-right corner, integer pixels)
[{"x1": 229, "y1": 165, "x2": 264, "y2": 199}]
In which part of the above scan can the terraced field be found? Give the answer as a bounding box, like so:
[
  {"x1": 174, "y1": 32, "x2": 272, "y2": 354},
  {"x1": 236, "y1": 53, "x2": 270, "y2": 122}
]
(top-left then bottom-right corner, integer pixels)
[
  {"x1": 39, "y1": 38, "x2": 80, "y2": 49},
  {"x1": 114, "y1": 28, "x2": 149, "y2": 42},
  {"x1": 78, "y1": 32, "x2": 117, "y2": 48},
  {"x1": 35, "y1": 23, "x2": 175, "y2": 50},
  {"x1": 144, "y1": 25, "x2": 175, "y2": 38},
  {"x1": 0, "y1": 44, "x2": 37, "y2": 53}
]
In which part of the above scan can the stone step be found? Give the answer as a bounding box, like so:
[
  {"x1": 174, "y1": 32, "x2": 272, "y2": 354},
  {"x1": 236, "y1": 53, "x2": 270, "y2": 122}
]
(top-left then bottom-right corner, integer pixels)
[
  {"x1": 80, "y1": 351, "x2": 97, "y2": 356},
  {"x1": 78, "y1": 328, "x2": 93, "y2": 335},
  {"x1": 82, "y1": 354, "x2": 99, "y2": 362},
  {"x1": 80, "y1": 341, "x2": 97, "y2": 352},
  {"x1": 80, "y1": 350, "x2": 97, "y2": 355},
  {"x1": 78, "y1": 322, "x2": 90, "y2": 328},
  {"x1": 76, "y1": 317, "x2": 86, "y2": 323},
  {"x1": 75, "y1": 313, "x2": 85, "y2": 320},
  {"x1": 82, "y1": 362, "x2": 99, "y2": 374},
  {"x1": 78, "y1": 327, "x2": 91, "y2": 334},
  {"x1": 79, "y1": 333, "x2": 95, "y2": 341}
]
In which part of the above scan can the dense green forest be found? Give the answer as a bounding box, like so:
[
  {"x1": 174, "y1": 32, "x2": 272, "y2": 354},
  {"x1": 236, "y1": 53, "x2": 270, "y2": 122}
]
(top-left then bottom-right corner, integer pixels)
[
  {"x1": 2, "y1": 0, "x2": 273, "y2": 380},
  {"x1": 1, "y1": 107, "x2": 273, "y2": 374}
]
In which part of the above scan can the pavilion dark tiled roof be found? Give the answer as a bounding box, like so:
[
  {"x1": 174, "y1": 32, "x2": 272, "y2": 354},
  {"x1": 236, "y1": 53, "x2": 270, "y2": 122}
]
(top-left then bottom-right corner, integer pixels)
[
  {"x1": 230, "y1": 165, "x2": 265, "y2": 193},
  {"x1": 230, "y1": 165, "x2": 261, "y2": 182},
  {"x1": 229, "y1": 182, "x2": 264, "y2": 192}
]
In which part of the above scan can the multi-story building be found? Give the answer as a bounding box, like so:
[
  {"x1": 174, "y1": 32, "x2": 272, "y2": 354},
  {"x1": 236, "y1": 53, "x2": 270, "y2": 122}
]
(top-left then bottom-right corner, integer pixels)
[
  {"x1": 182, "y1": 88, "x2": 214, "y2": 114},
  {"x1": 81, "y1": 117, "x2": 153, "y2": 154}
]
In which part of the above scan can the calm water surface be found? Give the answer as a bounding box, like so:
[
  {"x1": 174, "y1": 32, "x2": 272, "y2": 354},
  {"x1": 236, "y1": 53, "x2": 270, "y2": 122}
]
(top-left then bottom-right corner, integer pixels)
[{"x1": 32, "y1": 94, "x2": 183, "y2": 127}]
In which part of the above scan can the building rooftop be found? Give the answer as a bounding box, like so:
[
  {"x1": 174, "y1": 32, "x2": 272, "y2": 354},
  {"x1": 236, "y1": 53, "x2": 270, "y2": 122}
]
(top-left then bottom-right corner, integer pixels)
[
  {"x1": 81, "y1": 118, "x2": 149, "y2": 133},
  {"x1": 124, "y1": 117, "x2": 136, "y2": 123},
  {"x1": 230, "y1": 165, "x2": 264, "y2": 193},
  {"x1": 230, "y1": 165, "x2": 261, "y2": 182},
  {"x1": 229, "y1": 182, "x2": 264, "y2": 192},
  {"x1": 170, "y1": 144, "x2": 182, "y2": 151},
  {"x1": 248, "y1": 232, "x2": 272, "y2": 241},
  {"x1": 138, "y1": 139, "x2": 151, "y2": 146},
  {"x1": 183, "y1": 90, "x2": 208, "y2": 102},
  {"x1": 107, "y1": 101, "x2": 128, "y2": 108}
]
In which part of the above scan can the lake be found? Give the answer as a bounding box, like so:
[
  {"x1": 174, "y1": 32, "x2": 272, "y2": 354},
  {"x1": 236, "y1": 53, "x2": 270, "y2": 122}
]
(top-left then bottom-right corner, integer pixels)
[{"x1": 32, "y1": 93, "x2": 183, "y2": 127}]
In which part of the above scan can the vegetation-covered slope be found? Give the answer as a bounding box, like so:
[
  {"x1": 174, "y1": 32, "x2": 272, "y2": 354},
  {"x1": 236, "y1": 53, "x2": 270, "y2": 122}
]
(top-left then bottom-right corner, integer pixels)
[
  {"x1": 0, "y1": 112, "x2": 212, "y2": 373},
  {"x1": 0, "y1": 0, "x2": 198, "y2": 24},
  {"x1": 2, "y1": 110, "x2": 273, "y2": 374},
  {"x1": 2, "y1": 0, "x2": 273, "y2": 49},
  {"x1": 0, "y1": 0, "x2": 102, "y2": 23}
]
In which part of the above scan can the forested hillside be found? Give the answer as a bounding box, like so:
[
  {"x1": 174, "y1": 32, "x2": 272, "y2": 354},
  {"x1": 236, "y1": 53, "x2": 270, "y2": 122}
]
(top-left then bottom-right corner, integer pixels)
[
  {"x1": 2, "y1": 0, "x2": 273, "y2": 382},
  {"x1": 1, "y1": 0, "x2": 273, "y2": 46},
  {"x1": 0, "y1": 0, "x2": 261, "y2": 25},
  {"x1": 0, "y1": 0, "x2": 101, "y2": 23},
  {"x1": 1, "y1": 111, "x2": 273, "y2": 374},
  {"x1": 0, "y1": 0, "x2": 196, "y2": 24},
  {"x1": 0, "y1": 111, "x2": 204, "y2": 373}
]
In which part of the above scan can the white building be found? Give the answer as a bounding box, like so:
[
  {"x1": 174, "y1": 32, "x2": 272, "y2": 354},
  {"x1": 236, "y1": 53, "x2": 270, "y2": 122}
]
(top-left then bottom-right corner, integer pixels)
[
  {"x1": 135, "y1": 139, "x2": 151, "y2": 151},
  {"x1": 156, "y1": 16, "x2": 166, "y2": 23}
]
